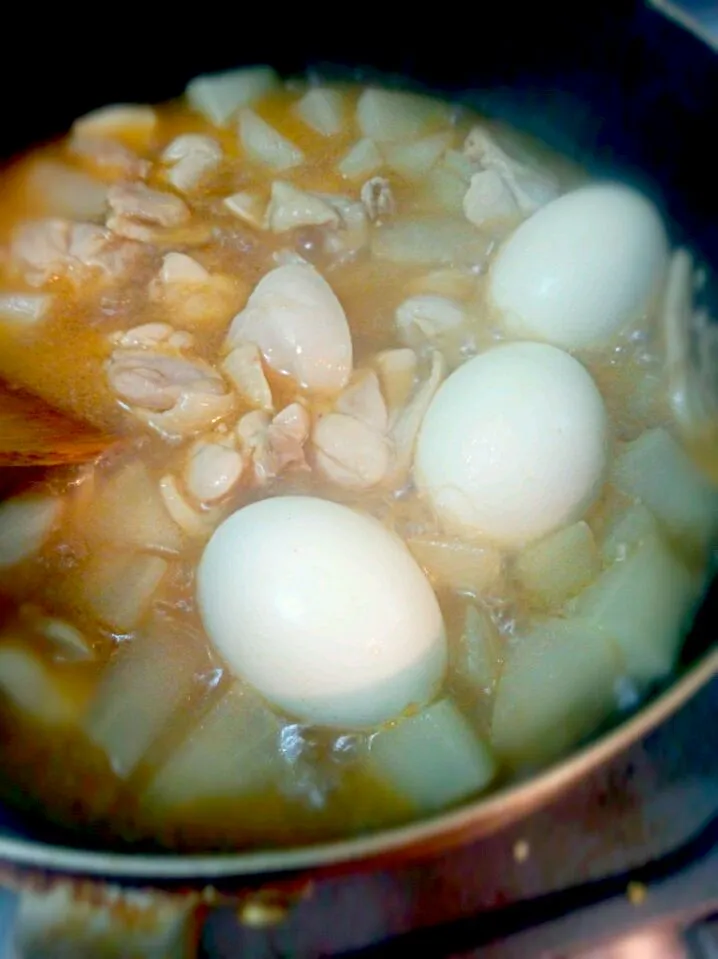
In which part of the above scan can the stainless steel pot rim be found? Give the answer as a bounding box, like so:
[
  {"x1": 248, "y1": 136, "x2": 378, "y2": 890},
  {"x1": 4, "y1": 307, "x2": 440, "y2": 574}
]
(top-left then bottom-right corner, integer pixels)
[{"x1": 0, "y1": 646, "x2": 716, "y2": 881}]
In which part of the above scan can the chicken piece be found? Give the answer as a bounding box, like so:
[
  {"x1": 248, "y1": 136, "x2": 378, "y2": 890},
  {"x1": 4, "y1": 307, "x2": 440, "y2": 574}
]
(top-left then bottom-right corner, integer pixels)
[
  {"x1": 110, "y1": 323, "x2": 195, "y2": 351},
  {"x1": 395, "y1": 294, "x2": 471, "y2": 361},
  {"x1": 227, "y1": 263, "x2": 352, "y2": 393},
  {"x1": 185, "y1": 438, "x2": 244, "y2": 503},
  {"x1": 221, "y1": 343, "x2": 274, "y2": 412},
  {"x1": 372, "y1": 348, "x2": 418, "y2": 413},
  {"x1": 69, "y1": 136, "x2": 151, "y2": 180},
  {"x1": 236, "y1": 403, "x2": 310, "y2": 484},
  {"x1": 386, "y1": 349, "x2": 446, "y2": 486},
  {"x1": 335, "y1": 370, "x2": 388, "y2": 432},
  {"x1": 107, "y1": 182, "x2": 191, "y2": 241},
  {"x1": 11, "y1": 219, "x2": 146, "y2": 287},
  {"x1": 462, "y1": 127, "x2": 559, "y2": 217},
  {"x1": 360, "y1": 177, "x2": 396, "y2": 221},
  {"x1": 149, "y1": 252, "x2": 239, "y2": 330},
  {"x1": 158, "y1": 475, "x2": 224, "y2": 538},
  {"x1": 106, "y1": 349, "x2": 234, "y2": 440},
  {"x1": 312, "y1": 413, "x2": 391, "y2": 490},
  {"x1": 162, "y1": 134, "x2": 223, "y2": 193},
  {"x1": 265, "y1": 181, "x2": 340, "y2": 233},
  {"x1": 319, "y1": 195, "x2": 369, "y2": 261}
]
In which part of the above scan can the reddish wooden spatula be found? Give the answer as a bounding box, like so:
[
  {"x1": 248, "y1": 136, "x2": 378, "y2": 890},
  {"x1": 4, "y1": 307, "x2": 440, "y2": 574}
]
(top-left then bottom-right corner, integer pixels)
[{"x1": 0, "y1": 380, "x2": 115, "y2": 467}]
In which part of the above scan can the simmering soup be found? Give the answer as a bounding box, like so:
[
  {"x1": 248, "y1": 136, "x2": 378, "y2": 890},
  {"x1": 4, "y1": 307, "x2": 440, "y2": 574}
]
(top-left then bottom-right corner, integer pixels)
[{"x1": 0, "y1": 68, "x2": 716, "y2": 851}]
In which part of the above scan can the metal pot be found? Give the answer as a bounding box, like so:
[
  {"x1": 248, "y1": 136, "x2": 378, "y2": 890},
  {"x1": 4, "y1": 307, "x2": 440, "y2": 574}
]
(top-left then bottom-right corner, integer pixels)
[{"x1": 1, "y1": 0, "x2": 717, "y2": 949}]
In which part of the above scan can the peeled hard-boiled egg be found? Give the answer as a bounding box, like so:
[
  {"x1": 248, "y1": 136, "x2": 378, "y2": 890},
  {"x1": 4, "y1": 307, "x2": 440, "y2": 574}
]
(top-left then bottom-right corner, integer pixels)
[
  {"x1": 414, "y1": 342, "x2": 609, "y2": 546},
  {"x1": 197, "y1": 496, "x2": 446, "y2": 728},
  {"x1": 489, "y1": 183, "x2": 668, "y2": 349}
]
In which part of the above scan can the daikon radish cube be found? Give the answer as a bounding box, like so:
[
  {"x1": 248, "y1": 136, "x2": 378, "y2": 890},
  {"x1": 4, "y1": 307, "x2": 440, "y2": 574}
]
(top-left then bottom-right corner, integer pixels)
[
  {"x1": 571, "y1": 530, "x2": 699, "y2": 684},
  {"x1": 515, "y1": 522, "x2": 599, "y2": 608},
  {"x1": 142, "y1": 682, "x2": 283, "y2": 809},
  {"x1": 601, "y1": 502, "x2": 660, "y2": 565},
  {"x1": 0, "y1": 494, "x2": 63, "y2": 569},
  {"x1": 337, "y1": 138, "x2": 383, "y2": 180},
  {"x1": 452, "y1": 604, "x2": 503, "y2": 699},
  {"x1": 238, "y1": 109, "x2": 304, "y2": 171},
  {"x1": 384, "y1": 132, "x2": 452, "y2": 180},
  {"x1": 407, "y1": 536, "x2": 502, "y2": 595},
  {"x1": 79, "y1": 550, "x2": 168, "y2": 633},
  {"x1": 356, "y1": 89, "x2": 452, "y2": 142},
  {"x1": 295, "y1": 88, "x2": 345, "y2": 136},
  {"x1": 372, "y1": 216, "x2": 490, "y2": 267},
  {"x1": 612, "y1": 427, "x2": 718, "y2": 547},
  {"x1": 84, "y1": 462, "x2": 184, "y2": 554},
  {"x1": 0, "y1": 645, "x2": 75, "y2": 725},
  {"x1": 84, "y1": 616, "x2": 210, "y2": 778},
  {"x1": 367, "y1": 699, "x2": 495, "y2": 812},
  {"x1": 187, "y1": 66, "x2": 279, "y2": 125},
  {"x1": 491, "y1": 618, "x2": 621, "y2": 766}
]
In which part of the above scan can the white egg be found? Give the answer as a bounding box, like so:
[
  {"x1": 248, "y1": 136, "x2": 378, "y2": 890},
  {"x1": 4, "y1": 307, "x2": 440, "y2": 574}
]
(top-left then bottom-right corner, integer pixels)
[
  {"x1": 197, "y1": 496, "x2": 446, "y2": 728},
  {"x1": 414, "y1": 342, "x2": 609, "y2": 546},
  {"x1": 489, "y1": 183, "x2": 668, "y2": 349},
  {"x1": 226, "y1": 263, "x2": 353, "y2": 393}
]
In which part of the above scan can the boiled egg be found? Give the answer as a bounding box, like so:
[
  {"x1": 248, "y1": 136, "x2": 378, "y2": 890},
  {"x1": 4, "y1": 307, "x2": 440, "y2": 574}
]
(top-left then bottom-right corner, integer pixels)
[
  {"x1": 489, "y1": 183, "x2": 668, "y2": 349},
  {"x1": 414, "y1": 342, "x2": 609, "y2": 546},
  {"x1": 197, "y1": 496, "x2": 446, "y2": 728}
]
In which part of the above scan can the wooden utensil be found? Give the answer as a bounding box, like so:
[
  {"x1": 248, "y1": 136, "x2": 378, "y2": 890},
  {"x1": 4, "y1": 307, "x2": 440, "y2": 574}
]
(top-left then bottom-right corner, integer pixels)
[{"x1": 0, "y1": 381, "x2": 115, "y2": 467}]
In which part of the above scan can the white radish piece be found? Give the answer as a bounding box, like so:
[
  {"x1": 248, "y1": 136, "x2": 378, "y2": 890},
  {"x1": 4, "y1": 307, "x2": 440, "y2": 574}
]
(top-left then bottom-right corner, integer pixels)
[
  {"x1": 515, "y1": 521, "x2": 599, "y2": 608},
  {"x1": 337, "y1": 138, "x2": 383, "y2": 180},
  {"x1": 142, "y1": 682, "x2": 283, "y2": 809},
  {"x1": 312, "y1": 413, "x2": 391, "y2": 490},
  {"x1": 0, "y1": 494, "x2": 63, "y2": 569},
  {"x1": 26, "y1": 161, "x2": 108, "y2": 220},
  {"x1": 221, "y1": 343, "x2": 274, "y2": 411},
  {"x1": 157, "y1": 251, "x2": 209, "y2": 285},
  {"x1": 186, "y1": 66, "x2": 279, "y2": 125},
  {"x1": 294, "y1": 88, "x2": 345, "y2": 136},
  {"x1": 452, "y1": 604, "x2": 503, "y2": 701},
  {"x1": 570, "y1": 529, "x2": 698, "y2": 684},
  {"x1": 463, "y1": 169, "x2": 521, "y2": 227},
  {"x1": 372, "y1": 216, "x2": 490, "y2": 267},
  {"x1": 78, "y1": 551, "x2": 168, "y2": 633},
  {"x1": 0, "y1": 646, "x2": 75, "y2": 725},
  {"x1": 407, "y1": 537, "x2": 502, "y2": 596},
  {"x1": 84, "y1": 616, "x2": 211, "y2": 778},
  {"x1": 223, "y1": 191, "x2": 266, "y2": 229},
  {"x1": 384, "y1": 131, "x2": 452, "y2": 180},
  {"x1": 491, "y1": 617, "x2": 622, "y2": 766},
  {"x1": 0, "y1": 293, "x2": 53, "y2": 325},
  {"x1": 367, "y1": 699, "x2": 495, "y2": 813},
  {"x1": 73, "y1": 104, "x2": 156, "y2": 145},
  {"x1": 82, "y1": 462, "x2": 183, "y2": 555},
  {"x1": 356, "y1": 88, "x2": 453, "y2": 142},
  {"x1": 265, "y1": 181, "x2": 340, "y2": 232},
  {"x1": 238, "y1": 108, "x2": 304, "y2": 171},
  {"x1": 601, "y1": 502, "x2": 660, "y2": 565},
  {"x1": 227, "y1": 263, "x2": 352, "y2": 393},
  {"x1": 612, "y1": 427, "x2": 718, "y2": 548},
  {"x1": 162, "y1": 134, "x2": 222, "y2": 193}
]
